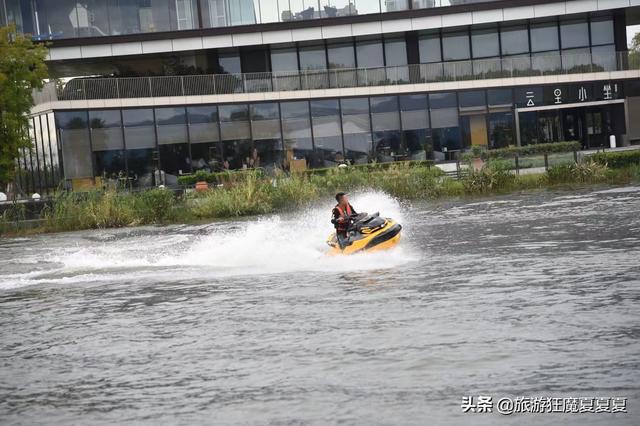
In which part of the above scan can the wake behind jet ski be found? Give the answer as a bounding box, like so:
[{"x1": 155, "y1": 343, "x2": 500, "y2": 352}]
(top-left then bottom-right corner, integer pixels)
[{"x1": 328, "y1": 192, "x2": 401, "y2": 255}]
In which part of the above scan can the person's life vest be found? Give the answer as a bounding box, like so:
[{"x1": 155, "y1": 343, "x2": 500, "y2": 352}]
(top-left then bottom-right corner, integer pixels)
[{"x1": 335, "y1": 203, "x2": 353, "y2": 233}]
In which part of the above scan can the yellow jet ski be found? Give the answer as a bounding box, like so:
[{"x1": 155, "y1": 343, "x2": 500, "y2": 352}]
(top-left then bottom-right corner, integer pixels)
[{"x1": 327, "y1": 212, "x2": 402, "y2": 255}]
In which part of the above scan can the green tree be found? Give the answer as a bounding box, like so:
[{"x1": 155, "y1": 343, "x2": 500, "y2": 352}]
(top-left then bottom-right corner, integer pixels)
[
  {"x1": 0, "y1": 25, "x2": 48, "y2": 188},
  {"x1": 630, "y1": 32, "x2": 640, "y2": 68}
]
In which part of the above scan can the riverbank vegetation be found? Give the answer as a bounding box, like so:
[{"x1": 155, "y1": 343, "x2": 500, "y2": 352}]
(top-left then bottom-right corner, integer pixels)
[{"x1": 2, "y1": 154, "x2": 640, "y2": 235}]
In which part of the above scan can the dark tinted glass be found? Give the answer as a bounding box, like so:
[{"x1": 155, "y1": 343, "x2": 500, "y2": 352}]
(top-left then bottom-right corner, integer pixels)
[
  {"x1": 501, "y1": 25, "x2": 529, "y2": 55},
  {"x1": 442, "y1": 31, "x2": 470, "y2": 61},
  {"x1": 57, "y1": 111, "x2": 88, "y2": 129},
  {"x1": 590, "y1": 18, "x2": 614, "y2": 45},
  {"x1": 188, "y1": 106, "x2": 218, "y2": 124},
  {"x1": 487, "y1": 89, "x2": 513, "y2": 106},
  {"x1": 341, "y1": 98, "x2": 369, "y2": 115},
  {"x1": 356, "y1": 39, "x2": 384, "y2": 68},
  {"x1": 399, "y1": 94, "x2": 428, "y2": 111},
  {"x1": 471, "y1": 27, "x2": 499, "y2": 58},
  {"x1": 560, "y1": 19, "x2": 589, "y2": 48},
  {"x1": 370, "y1": 96, "x2": 398, "y2": 113},
  {"x1": 281, "y1": 101, "x2": 310, "y2": 119},
  {"x1": 271, "y1": 47, "x2": 299, "y2": 72},
  {"x1": 530, "y1": 21, "x2": 559, "y2": 52},
  {"x1": 251, "y1": 103, "x2": 279, "y2": 120},
  {"x1": 459, "y1": 91, "x2": 486, "y2": 108},
  {"x1": 429, "y1": 92, "x2": 457, "y2": 109},
  {"x1": 123, "y1": 109, "x2": 154, "y2": 127},
  {"x1": 384, "y1": 38, "x2": 408, "y2": 66},
  {"x1": 89, "y1": 110, "x2": 121, "y2": 128},
  {"x1": 219, "y1": 104, "x2": 249, "y2": 122},
  {"x1": 155, "y1": 107, "x2": 186, "y2": 125},
  {"x1": 299, "y1": 45, "x2": 327, "y2": 70},
  {"x1": 219, "y1": 52, "x2": 241, "y2": 73},
  {"x1": 327, "y1": 41, "x2": 355, "y2": 69},
  {"x1": 310, "y1": 99, "x2": 340, "y2": 116},
  {"x1": 418, "y1": 32, "x2": 441, "y2": 63}
]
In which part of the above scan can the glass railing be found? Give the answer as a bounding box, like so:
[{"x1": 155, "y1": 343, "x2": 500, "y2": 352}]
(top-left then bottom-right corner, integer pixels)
[
  {"x1": 34, "y1": 51, "x2": 638, "y2": 104},
  {"x1": 10, "y1": 0, "x2": 498, "y2": 41}
]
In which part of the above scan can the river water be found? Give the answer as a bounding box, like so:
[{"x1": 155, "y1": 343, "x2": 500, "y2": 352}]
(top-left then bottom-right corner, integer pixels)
[{"x1": 1, "y1": 187, "x2": 639, "y2": 425}]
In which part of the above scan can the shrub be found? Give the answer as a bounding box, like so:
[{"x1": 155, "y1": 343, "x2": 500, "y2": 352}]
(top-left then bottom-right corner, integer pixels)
[
  {"x1": 134, "y1": 188, "x2": 178, "y2": 224},
  {"x1": 590, "y1": 150, "x2": 640, "y2": 169},
  {"x1": 483, "y1": 141, "x2": 581, "y2": 160},
  {"x1": 546, "y1": 161, "x2": 608, "y2": 185},
  {"x1": 462, "y1": 159, "x2": 515, "y2": 194}
]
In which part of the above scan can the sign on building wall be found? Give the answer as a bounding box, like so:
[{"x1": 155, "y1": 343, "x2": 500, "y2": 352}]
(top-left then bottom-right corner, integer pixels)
[{"x1": 515, "y1": 82, "x2": 623, "y2": 108}]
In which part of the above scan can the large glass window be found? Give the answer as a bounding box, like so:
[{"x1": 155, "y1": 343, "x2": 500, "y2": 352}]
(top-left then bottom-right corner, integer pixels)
[
  {"x1": 311, "y1": 100, "x2": 344, "y2": 167},
  {"x1": 590, "y1": 18, "x2": 614, "y2": 46},
  {"x1": 442, "y1": 30, "x2": 470, "y2": 61},
  {"x1": 328, "y1": 40, "x2": 355, "y2": 69},
  {"x1": 219, "y1": 104, "x2": 250, "y2": 140},
  {"x1": 188, "y1": 106, "x2": 219, "y2": 143},
  {"x1": 429, "y1": 92, "x2": 460, "y2": 156},
  {"x1": 188, "y1": 106, "x2": 221, "y2": 171},
  {"x1": 328, "y1": 40, "x2": 356, "y2": 88},
  {"x1": 400, "y1": 94, "x2": 430, "y2": 160},
  {"x1": 251, "y1": 102, "x2": 283, "y2": 169},
  {"x1": 299, "y1": 43, "x2": 328, "y2": 89},
  {"x1": 281, "y1": 101, "x2": 314, "y2": 169},
  {"x1": 429, "y1": 92, "x2": 457, "y2": 109},
  {"x1": 382, "y1": 0, "x2": 408, "y2": 13},
  {"x1": 90, "y1": 110, "x2": 125, "y2": 178},
  {"x1": 591, "y1": 44, "x2": 616, "y2": 72},
  {"x1": 560, "y1": 18, "x2": 589, "y2": 49},
  {"x1": 371, "y1": 96, "x2": 401, "y2": 162},
  {"x1": 201, "y1": 0, "x2": 257, "y2": 27},
  {"x1": 108, "y1": 0, "x2": 172, "y2": 35},
  {"x1": 155, "y1": 107, "x2": 189, "y2": 176},
  {"x1": 530, "y1": 20, "x2": 559, "y2": 52},
  {"x1": 459, "y1": 91, "x2": 486, "y2": 110},
  {"x1": 271, "y1": 45, "x2": 301, "y2": 90},
  {"x1": 487, "y1": 89, "x2": 513, "y2": 107},
  {"x1": 472, "y1": 26, "x2": 499, "y2": 59},
  {"x1": 57, "y1": 111, "x2": 92, "y2": 179},
  {"x1": 122, "y1": 108, "x2": 156, "y2": 184},
  {"x1": 219, "y1": 50, "x2": 241, "y2": 73},
  {"x1": 385, "y1": 37, "x2": 408, "y2": 66},
  {"x1": 385, "y1": 37, "x2": 409, "y2": 83},
  {"x1": 356, "y1": 38, "x2": 384, "y2": 68},
  {"x1": 299, "y1": 44, "x2": 327, "y2": 70},
  {"x1": 488, "y1": 112, "x2": 514, "y2": 149},
  {"x1": 418, "y1": 31, "x2": 442, "y2": 63},
  {"x1": 356, "y1": 38, "x2": 385, "y2": 85},
  {"x1": 501, "y1": 24, "x2": 529, "y2": 56},
  {"x1": 341, "y1": 98, "x2": 371, "y2": 164}
]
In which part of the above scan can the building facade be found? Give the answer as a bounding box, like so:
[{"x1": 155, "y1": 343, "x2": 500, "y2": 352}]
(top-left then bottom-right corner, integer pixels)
[{"x1": 5, "y1": 0, "x2": 640, "y2": 194}]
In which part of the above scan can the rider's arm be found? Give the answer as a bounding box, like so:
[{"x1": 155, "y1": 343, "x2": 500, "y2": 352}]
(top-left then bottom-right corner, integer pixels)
[
  {"x1": 349, "y1": 204, "x2": 357, "y2": 216},
  {"x1": 331, "y1": 207, "x2": 344, "y2": 225}
]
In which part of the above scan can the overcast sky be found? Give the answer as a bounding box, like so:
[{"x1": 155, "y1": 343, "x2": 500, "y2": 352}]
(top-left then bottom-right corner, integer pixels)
[{"x1": 628, "y1": 25, "x2": 640, "y2": 47}]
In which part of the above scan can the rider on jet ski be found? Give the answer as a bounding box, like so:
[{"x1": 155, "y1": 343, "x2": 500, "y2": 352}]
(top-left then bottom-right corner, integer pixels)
[{"x1": 331, "y1": 192, "x2": 358, "y2": 249}]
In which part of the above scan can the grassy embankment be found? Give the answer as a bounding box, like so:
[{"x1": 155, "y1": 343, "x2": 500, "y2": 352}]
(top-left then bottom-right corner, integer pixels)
[{"x1": 1, "y1": 149, "x2": 640, "y2": 235}]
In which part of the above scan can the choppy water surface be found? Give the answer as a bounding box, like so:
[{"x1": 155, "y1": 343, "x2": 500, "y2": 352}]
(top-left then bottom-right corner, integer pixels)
[{"x1": 1, "y1": 188, "x2": 639, "y2": 425}]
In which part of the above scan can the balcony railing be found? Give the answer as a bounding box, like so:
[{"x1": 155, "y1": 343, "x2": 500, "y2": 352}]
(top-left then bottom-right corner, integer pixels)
[{"x1": 36, "y1": 51, "x2": 640, "y2": 105}]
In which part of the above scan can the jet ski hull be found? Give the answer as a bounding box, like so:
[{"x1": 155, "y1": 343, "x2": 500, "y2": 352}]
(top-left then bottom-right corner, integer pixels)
[{"x1": 326, "y1": 218, "x2": 402, "y2": 255}]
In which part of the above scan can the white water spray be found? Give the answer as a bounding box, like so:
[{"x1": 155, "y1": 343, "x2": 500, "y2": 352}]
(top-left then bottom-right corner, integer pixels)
[{"x1": 0, "y1": 192, "x2": 418, "y2": 289}]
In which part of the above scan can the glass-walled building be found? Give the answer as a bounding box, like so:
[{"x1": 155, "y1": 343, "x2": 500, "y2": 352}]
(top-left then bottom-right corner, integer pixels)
[
  {"x1": 26, "y1": 79, "x2": 626, "y2": 191},
  {"x1": 2, "y1": 0, "x2": 507, "y2": 39},
  {"x1": 19, "y1": 0, "x2": 640, "y2": 193}
]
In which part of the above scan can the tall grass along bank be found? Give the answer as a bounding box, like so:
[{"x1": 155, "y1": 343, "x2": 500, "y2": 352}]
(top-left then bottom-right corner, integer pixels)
[{"x1": 3, "y1": 161, "x2": 640, "y2": 235}]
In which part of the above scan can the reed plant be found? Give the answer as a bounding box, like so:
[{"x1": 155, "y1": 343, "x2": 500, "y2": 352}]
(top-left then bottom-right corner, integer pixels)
[{"x1": 5, "y1": 159, "x2": 640, "y2": 236}]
